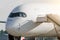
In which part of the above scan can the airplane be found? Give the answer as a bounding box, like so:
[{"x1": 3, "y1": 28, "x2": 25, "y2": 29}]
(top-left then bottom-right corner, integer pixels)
[{"x1": 5, "y1": 1, "x2": 60, "y2": 40}]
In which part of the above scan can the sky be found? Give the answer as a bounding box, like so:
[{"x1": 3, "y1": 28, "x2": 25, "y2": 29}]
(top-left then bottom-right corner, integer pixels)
[{"x1": 0, "y1": 0, "x2": 60, "y2": 31}]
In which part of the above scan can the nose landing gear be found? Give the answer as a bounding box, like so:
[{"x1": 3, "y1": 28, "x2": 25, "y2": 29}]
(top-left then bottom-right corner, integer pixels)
[{"x1": 8, "y1": 34, "x2": 21, "y2": 40}]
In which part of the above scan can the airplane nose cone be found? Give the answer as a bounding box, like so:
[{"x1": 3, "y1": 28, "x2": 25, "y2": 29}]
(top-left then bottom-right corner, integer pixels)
[{"x1": 6, "y1": 17, "x2": 28, "y2": 36}]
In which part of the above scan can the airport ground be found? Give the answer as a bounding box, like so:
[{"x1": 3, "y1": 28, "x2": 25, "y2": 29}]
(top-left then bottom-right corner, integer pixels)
[{"x1": 0, "y1": 32, "x2": 58, "y2": 40}]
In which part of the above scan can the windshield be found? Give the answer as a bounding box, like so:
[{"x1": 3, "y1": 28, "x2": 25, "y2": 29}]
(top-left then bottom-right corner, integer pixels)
[{"x1": 9, "y1": 12, "x2": 27, "y2": 18}]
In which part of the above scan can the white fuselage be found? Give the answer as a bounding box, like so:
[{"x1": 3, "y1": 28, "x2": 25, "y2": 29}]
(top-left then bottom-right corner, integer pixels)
[
  {"x1": 6, "y1": 3, "x2": 55, "y2": 37},
  {"x1": 6, "y1": 15, "x2": 54, "y2": 37}
]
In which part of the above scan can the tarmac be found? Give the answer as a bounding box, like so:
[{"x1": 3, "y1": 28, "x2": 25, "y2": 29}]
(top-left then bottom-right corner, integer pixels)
[{"x1": 0, "y1": 33, "x2": 58, "y2": 40}]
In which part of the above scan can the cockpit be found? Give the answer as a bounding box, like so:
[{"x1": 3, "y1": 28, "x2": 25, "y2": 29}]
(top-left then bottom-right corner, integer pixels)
[{"x1": 9, "y1": 12, "x2": 27, "y2": 18}]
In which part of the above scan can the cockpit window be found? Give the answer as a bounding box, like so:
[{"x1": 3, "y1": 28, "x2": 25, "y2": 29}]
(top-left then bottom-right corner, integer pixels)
[{"x1": 9, "y1": 12, "x2": 27, "y2": 18}]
